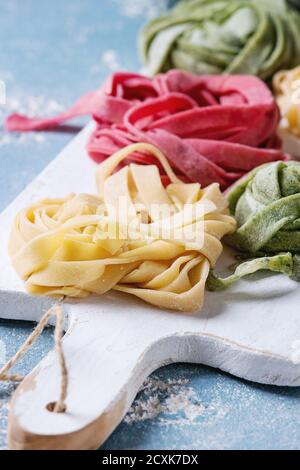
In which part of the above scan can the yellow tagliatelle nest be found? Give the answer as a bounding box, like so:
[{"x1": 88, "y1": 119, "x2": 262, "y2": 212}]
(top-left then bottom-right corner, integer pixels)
[
  {"x1": 9, "y1": 144, "x2": 236, "y2": 312},
  {"x1": 274, "y1": 66, "x2": 300, "y2": 137}
]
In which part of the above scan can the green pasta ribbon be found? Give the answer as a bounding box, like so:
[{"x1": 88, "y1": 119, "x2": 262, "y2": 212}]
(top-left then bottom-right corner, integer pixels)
[
  {"x1": 140, "y1": 0, "x2": 300, "y2": 81},
  {"x1": 207, "y1": 161, "x2": 300, "y2": 290}
]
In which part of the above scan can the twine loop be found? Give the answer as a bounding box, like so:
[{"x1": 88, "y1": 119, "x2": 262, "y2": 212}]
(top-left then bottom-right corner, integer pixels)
[{"x1": 0, "y1": 304, "x2": 67, "y2": 413}]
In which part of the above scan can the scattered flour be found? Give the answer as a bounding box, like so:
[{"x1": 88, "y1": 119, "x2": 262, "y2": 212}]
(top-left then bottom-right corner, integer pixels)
[
  {"x1": 76, "y1": 25, "x2": 96, "y2": 44},
  {"x1": 0, "y1": 383, "x2": 17, "y2": 450},
  {"x1": 0, "y1": 95, "x2": 63, "y2": 146},
  {"x1": 113, "y1": 0, "x2": 169, "y2": 19},
  {"x1": 0, "y1": 340, "x2": 6, "y2": 365},
  {"x1": 2, "y1": 95, "x2": 63, "y2": 119},
  {"x1": 124, "y1": 377, "x2": 224, "y2": 426},
  {"x1": 100, "y1": 50, "x2": 121, "y2": 71}
]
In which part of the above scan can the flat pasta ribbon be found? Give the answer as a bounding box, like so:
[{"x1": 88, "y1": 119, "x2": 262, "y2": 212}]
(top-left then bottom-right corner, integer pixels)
[
  {"x1": 5, "y1": 70, "x2": 287, "y2": 190},
  {"x1": 274, "y1": 66, "x2": 300, "y2": 137},
  {"x1": 9, "y1": 143, "x2": 236, "y2": 312},
  {"x1": 140, "y1": 0, "x2": 300, "y2": 81},
  {"x1": 207, "y1": 160, "x2": 300, "y2": 290}
]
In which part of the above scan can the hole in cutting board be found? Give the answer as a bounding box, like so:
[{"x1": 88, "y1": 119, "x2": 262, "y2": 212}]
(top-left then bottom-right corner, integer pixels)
[{"x1": 46, "y1": 401, "x2": 66, "y2": 413}]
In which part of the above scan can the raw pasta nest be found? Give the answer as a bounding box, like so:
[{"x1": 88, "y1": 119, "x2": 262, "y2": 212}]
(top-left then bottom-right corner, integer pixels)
[
  {"x1": 9, "y1": 144, "x2": 236, "y2": 312},
  {"x1": 208, "y1": 160, "x2": 300, "y2": 290},
  {"x1": 274, "y1": 66, "x2": 300, "y2": 137},
  {"x1": 140, "y1": 0, "x2": 300, "y2": 81},
  {"x1": 5, "y1": 70, "x2": 287, "y2": 190}
]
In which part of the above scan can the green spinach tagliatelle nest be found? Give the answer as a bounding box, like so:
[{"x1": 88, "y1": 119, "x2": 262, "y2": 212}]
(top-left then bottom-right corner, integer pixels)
[
  {"x1": 140, "y1": 0, "x2": 300, "y2": 81},
  {"x1": 207, "y1": 161, "x2": 300, "y2": 290}
]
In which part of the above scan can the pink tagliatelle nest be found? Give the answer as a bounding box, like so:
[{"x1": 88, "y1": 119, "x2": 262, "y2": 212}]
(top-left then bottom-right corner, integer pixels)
[{"x1": 6, "y1": 70, "x2": 288, "y2": 189}]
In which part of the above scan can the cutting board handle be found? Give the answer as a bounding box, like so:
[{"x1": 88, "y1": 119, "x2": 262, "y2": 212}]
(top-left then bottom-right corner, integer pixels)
[
  {"x1": 7, "y1": 302, "x2": 183, "y2": 450},
  {"x1": 8, "y1": 291, "x2": 300, "y2": 449}
]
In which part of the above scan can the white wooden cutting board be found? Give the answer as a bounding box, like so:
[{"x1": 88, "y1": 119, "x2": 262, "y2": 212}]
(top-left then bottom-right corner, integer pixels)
[{"x1": 1, "y1": 123, "x2": 300, "y2": 450}]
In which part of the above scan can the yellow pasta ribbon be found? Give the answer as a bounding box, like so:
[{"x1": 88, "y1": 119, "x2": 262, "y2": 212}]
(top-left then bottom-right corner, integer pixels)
[
  {"x1": 9, "y1": 143, "x2": 236, "y2": 312},
  {"x1": 274, "y1": 66, "x2": 300, "y2": 137}
]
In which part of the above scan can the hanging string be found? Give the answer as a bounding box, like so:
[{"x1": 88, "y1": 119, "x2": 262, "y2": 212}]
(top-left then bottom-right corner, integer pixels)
[{"x1": 0, "y1": 304, "x2": 68, "y2": 413}]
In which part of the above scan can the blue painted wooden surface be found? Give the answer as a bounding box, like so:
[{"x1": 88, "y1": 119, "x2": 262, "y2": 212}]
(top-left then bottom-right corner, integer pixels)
[{"x1": 1, "y1": 0, "x2": 300, "y2": 450}]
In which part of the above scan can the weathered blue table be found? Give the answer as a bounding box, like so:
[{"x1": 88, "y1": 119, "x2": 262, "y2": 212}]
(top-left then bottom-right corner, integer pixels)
[{"x1": 1, "y1": 0, "x2": 300, "y2": 450}]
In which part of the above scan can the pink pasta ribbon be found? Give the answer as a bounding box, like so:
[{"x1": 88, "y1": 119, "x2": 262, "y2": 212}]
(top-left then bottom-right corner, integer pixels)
[{"x1": 6, "y1": 70, "x2": 287, "y2": 189}]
